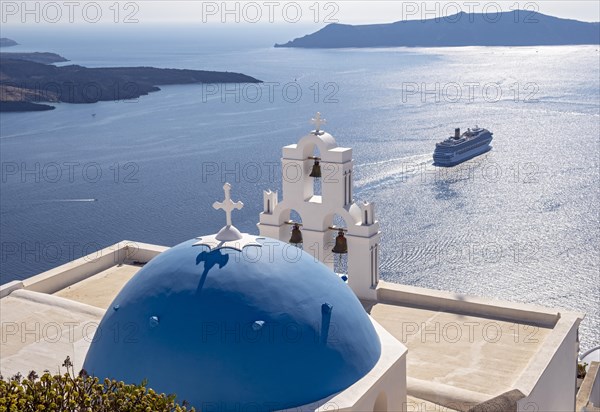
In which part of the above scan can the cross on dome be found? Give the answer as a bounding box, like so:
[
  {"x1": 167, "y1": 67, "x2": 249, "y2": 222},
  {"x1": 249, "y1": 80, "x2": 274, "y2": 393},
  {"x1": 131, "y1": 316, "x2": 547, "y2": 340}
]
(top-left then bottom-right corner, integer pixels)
[
  {"x1": 213, "y1": 183, "x2": 243, "y2": 227},
  {"x1": 195, "y1": 182, "x2": 263, "y2": 249},
  {"x1": 311, "y1": 112, "x2": 326, "y2": 134}
]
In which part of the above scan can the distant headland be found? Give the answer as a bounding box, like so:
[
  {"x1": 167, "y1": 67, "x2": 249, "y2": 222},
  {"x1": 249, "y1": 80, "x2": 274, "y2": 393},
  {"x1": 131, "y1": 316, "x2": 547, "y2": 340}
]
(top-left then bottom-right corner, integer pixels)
[
  {"x1": 0, "y1": 38, "x2": 18, "y2": 47},
  {"x1": 275, "y1": 11, "x2": 600, "y2": 48},
  {"x1": 0, "y1": 52, "x2": 68, "y2": 64},
  {"x1": 0, "y1": 45, "x2": 262, "y2": 112}
]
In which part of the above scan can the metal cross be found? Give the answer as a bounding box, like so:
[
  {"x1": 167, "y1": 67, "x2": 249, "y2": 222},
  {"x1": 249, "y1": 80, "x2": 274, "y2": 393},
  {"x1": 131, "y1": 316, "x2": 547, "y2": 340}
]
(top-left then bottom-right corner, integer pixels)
[
  {"x1": 311, "y1": 112, "x2": 326, "y2": 133},
  {"x1": 213, "y1": 183, "x2": 243, "y2": 226}
]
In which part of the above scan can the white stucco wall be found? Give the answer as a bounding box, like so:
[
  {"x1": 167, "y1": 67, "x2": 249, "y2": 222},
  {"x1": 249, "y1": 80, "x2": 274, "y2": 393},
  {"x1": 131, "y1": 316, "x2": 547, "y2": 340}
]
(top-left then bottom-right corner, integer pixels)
[
  {"x1": 591, "y1": 365, "x2": 600, "y2": 408},
  {"x1": 516, "y1": 314, "x2": 582, "y2": 412},
  {"x1": 5, "y1": 241, "x2": 166, "y2": 294}
]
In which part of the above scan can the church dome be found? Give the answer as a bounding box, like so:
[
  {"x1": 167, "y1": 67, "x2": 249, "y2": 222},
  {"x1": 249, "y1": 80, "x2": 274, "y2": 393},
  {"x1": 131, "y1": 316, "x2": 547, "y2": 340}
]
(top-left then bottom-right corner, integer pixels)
[{"x1": 83, "y1": 236, "x2": 381, "y2": 411}]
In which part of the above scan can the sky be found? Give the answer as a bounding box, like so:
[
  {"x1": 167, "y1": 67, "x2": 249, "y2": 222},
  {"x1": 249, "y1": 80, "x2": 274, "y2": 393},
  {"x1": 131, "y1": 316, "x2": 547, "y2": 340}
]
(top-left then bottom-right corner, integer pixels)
[
  {"x1": 139, "y1": 1, "x2": 600, "y2": 23},
  {"x1": 1, "y1": 1, "x2": 599, "y2": 26}
]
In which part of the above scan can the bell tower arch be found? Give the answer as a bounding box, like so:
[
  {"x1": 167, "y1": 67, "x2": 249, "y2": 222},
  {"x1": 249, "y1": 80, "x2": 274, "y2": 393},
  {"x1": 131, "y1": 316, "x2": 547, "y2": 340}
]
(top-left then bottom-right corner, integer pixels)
[{"x1": 257, "y1": 113, "x2": 380, "y2": 300}]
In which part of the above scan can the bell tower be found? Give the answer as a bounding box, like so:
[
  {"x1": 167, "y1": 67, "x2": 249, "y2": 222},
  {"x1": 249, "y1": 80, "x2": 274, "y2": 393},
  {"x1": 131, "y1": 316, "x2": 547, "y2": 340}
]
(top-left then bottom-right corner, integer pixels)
[{"x1": 257, "y1": 113, "x2": 380, "y2": 300}]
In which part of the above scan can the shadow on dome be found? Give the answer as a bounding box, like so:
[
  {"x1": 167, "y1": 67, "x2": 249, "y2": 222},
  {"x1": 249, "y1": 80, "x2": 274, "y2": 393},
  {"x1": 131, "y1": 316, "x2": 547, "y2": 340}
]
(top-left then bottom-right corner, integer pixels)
[{"x1": 195, "y1": 248, "x2": 230, "y2": 294}]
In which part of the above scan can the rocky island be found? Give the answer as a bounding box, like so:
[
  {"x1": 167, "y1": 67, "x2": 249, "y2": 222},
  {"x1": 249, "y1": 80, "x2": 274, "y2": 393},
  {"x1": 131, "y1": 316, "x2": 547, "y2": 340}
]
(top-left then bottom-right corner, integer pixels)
[
  {"x1": 0, "y1": 38, "x2": 18, "y2": 47},
  {"x1": 0, "y1": 52, "x2": 68, "y2": 64},
  {"x1": 1, "y1": 51, "x2": 261, "y2": 112},
  {"x1": 275, "y1": 11, "x2": 600, "y2": 48}
]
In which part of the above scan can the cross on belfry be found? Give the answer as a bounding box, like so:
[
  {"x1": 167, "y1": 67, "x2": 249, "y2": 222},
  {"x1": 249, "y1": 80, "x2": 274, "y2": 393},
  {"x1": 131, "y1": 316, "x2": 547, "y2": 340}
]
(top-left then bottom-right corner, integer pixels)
[
  {"x1": 311, "y1": 112, "x2": 326, "y2": 134},
  {"x1": 213, "y1": 183, "x2": 243, "y2": 227}
]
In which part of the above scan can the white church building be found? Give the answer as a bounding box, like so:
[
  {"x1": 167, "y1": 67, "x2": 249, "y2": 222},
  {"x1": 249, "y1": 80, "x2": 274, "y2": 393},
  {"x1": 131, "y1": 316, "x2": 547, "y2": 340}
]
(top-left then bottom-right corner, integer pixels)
[{"x1": 0, "y1": 114, "x2": 591, "y2": 411}]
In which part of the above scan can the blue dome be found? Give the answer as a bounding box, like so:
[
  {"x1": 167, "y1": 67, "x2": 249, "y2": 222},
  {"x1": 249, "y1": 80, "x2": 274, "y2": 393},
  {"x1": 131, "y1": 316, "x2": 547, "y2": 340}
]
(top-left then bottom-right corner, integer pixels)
[{"x1": 84, "y1": 237, "x2": 381, "y2": 411}]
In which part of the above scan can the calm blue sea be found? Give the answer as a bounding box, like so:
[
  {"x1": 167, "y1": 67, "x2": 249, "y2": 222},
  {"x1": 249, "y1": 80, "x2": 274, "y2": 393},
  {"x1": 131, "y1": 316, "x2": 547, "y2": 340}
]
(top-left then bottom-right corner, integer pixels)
[{"x1": 1, "y1": 25, "x2": 598, "y2": 350}]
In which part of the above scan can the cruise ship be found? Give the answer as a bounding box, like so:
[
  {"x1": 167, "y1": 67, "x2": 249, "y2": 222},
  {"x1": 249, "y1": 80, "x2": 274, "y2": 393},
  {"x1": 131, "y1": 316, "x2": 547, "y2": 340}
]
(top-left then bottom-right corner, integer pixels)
[{"x1": 433, "y1": 127, "x2": 493, "y2": 167}]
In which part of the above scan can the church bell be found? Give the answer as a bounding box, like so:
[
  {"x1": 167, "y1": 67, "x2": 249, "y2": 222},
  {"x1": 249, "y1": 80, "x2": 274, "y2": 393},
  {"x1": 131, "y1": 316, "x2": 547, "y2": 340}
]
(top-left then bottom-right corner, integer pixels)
[
  {"x1": 331, "y1": 229, "x2": 348, "y2": 254},
  {"x1": 288, "y1": 222, "x2": 303, "y2": 245},
  {"x1": 309, "y1": 157, "x2": 321, "y2": 178}
]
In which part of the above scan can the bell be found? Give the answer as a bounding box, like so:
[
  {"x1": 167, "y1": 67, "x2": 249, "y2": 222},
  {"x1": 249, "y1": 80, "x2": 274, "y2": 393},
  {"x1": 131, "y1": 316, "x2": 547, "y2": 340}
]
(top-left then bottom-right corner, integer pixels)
[
  {"x1": 309, "y1": 159, "x2": 321, "y2": 178},
  {"x1": 331, "y1": 230, "x2": 348, "y2": 254},
  {"x1": 289, "y1": 223, "x2": 303, "y2": 245}
]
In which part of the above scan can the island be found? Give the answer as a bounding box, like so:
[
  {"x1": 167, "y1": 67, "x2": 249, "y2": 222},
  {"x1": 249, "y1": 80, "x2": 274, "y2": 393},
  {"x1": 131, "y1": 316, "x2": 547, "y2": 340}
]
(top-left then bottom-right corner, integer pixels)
[
  {"x1": 0, "y1": 38, "x2": 18, "y2": 47},
  {"x1": 275, "y1": 11, "x2": 600, "y2": 48},
  {"x1": 0, "y1": 52, "x2": 68, "y2": 64},
  {"x1": 1, "y1": 55, "x2": 261, "y2": 112}
]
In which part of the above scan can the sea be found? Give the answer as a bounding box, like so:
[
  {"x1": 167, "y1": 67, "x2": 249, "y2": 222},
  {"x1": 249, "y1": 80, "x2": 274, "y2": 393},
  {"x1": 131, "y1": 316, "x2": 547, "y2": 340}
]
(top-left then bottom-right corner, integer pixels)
[{"x1": 1, "y1": 24, "x2": 598, "y2": 351}]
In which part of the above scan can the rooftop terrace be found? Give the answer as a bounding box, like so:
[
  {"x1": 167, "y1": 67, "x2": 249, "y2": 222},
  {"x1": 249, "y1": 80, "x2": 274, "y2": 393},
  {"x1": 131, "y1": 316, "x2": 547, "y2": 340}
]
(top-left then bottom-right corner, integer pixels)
[{"x1": 0, "y1": 241, "x2": 583, "y2": 411}]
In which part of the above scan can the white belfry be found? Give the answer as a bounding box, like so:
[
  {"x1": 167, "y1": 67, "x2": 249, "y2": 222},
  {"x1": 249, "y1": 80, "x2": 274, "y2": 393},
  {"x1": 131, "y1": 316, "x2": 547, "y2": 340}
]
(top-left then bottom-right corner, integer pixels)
[{"x1": 258, "y1": 114, "x2": 381, "y2": 300}]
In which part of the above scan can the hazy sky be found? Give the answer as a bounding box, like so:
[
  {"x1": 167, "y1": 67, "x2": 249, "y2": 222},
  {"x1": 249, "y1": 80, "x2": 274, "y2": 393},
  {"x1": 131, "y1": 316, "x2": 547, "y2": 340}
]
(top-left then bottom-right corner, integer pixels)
[
  {"x1": 141, "y1": 1, "x2": 600, "y2": 23},
  {"x1": 2, "y1": 1, "x2": 599, "y2": 25}
]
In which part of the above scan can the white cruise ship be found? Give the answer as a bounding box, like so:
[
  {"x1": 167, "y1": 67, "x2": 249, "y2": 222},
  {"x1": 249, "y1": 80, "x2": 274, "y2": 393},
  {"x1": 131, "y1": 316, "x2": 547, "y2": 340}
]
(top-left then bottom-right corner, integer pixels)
[{"x1": 433, "y1": 127, "x2": 493, "y2": 166}]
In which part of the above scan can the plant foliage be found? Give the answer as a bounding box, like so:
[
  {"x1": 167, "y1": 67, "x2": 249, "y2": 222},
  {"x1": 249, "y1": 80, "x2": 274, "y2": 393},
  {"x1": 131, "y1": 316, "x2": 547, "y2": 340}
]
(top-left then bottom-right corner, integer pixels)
[{"x1": 0, "y1": 357, "x2": 194, "y2": 412}]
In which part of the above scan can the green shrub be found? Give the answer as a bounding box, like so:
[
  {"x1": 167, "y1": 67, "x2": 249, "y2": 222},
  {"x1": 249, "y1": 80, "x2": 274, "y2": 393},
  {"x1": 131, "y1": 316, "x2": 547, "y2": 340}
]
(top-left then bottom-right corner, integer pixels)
[{"x1": 0, "y1": 357, "x2": 194, "y2": 412}]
